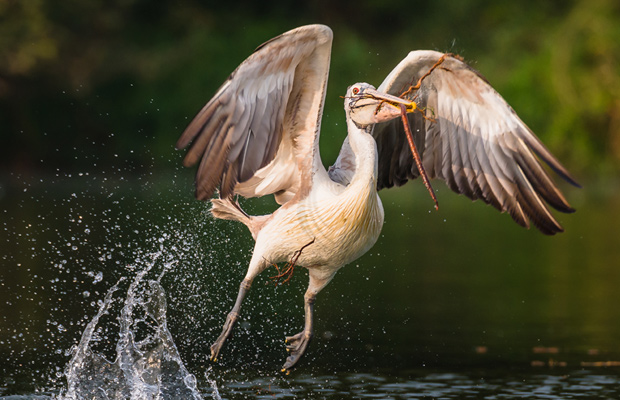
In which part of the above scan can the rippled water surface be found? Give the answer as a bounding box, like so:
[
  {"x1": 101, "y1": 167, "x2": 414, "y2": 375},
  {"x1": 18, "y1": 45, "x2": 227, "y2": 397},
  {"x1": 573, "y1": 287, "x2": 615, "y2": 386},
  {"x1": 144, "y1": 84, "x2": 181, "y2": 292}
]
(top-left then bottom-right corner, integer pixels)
[
  {"x1": 1, "y1": 172, "x2": 619, "y2": 399},
  {"x1": 199, "y1": 370, "x2": 620, "y2": 399}
]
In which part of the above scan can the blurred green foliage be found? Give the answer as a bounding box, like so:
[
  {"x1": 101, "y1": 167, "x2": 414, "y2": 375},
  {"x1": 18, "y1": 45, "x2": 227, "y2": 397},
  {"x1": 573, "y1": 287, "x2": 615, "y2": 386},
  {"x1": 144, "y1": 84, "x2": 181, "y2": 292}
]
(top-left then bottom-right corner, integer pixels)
[{"x1": 1, "y1": 0, "x2": 619, "y2": 175}]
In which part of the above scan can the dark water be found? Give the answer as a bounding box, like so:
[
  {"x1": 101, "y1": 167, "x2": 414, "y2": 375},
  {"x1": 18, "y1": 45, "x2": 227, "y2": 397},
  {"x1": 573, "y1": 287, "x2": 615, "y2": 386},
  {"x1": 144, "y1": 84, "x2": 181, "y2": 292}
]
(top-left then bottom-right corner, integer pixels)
[{"x1": 1, "y1": 170, "x2": 619, "y2": 399}]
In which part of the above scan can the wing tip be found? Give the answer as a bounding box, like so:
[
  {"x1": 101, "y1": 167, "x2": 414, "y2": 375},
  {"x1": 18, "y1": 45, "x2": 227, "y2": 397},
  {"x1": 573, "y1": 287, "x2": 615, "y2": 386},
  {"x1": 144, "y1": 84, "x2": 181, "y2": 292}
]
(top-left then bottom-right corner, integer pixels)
[
  {"x1": 182, "y1": 154, "x2": 196, "y2": 168},
  {"x1": 538, "y1": 222, "x2": 565, "y2": 236},
  {"x1": 175, "y1": 137, "x2": 190, "y2": 151},
  {"x1": 195, "y1": 186, "x2": 216, "y2": 202},
  {"x1": 549, "y1": 163, "x2": 581, "y2": 189},
  {"x1": 254, "y1": 24, "x2": 333, "y2": 53}
]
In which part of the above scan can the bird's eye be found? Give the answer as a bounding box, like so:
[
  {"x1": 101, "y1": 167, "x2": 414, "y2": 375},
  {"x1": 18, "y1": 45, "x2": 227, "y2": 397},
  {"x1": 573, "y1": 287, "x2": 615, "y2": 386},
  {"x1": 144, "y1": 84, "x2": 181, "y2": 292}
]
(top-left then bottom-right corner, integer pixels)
[{"x1": 352, "y1": 87, "x2": 359, "y2": 95}]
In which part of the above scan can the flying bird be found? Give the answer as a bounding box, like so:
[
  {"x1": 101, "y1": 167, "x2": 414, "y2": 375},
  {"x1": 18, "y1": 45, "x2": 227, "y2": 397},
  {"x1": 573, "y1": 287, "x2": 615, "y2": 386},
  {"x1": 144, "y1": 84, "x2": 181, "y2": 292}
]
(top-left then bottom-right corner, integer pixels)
[{"x1": 176, "y1": 24, "x2": 579, "y2": 372}]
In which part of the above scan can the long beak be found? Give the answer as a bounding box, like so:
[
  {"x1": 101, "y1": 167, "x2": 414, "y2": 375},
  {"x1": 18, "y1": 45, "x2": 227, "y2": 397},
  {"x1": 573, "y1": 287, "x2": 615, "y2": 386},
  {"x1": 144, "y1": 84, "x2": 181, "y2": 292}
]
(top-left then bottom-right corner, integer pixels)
[
  {"x1": 352, "y1": 88, "x2": 418, "y2": 125},
  {"x1": 362, "y1": 88, "x2": 417, "y2": 113}
]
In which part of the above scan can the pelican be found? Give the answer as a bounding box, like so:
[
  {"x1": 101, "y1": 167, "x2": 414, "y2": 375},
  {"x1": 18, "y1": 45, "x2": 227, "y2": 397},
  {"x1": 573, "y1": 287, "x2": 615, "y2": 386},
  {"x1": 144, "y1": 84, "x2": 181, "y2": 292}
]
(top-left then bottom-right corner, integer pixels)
[{"x1": 176, "y1": 24, "x2": 578, "y2": 371}]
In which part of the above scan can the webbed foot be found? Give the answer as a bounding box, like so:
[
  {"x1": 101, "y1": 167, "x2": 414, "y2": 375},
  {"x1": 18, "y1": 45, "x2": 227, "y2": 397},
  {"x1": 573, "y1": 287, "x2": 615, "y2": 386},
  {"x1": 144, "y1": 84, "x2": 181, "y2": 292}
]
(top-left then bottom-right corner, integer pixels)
[{"x1": 282, "y1": 330, "x2": 313, "y2": 372}]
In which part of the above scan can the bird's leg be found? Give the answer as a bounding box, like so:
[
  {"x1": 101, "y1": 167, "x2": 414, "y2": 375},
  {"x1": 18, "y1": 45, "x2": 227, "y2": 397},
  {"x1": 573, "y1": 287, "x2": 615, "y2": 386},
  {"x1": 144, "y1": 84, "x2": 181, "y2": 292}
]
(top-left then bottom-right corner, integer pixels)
[
  {"x1": 282, "y1": 290, "x2": 315, "y2": 372},
  {"x1": 282, "y1": 271, "x2": 334, "y2": 372},
  {"x1": 210, "y1": 257, "x2": 269, "y2": 362},
  {"x1": 210, "y1": 278, "x2": 252, "y2": 362}
]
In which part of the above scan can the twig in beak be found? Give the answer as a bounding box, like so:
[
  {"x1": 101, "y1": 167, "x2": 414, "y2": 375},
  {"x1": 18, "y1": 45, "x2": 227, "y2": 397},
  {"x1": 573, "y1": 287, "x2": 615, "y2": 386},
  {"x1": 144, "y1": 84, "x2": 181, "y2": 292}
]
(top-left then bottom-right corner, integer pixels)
[
  {"x1": 398, "y1": 53, "x2": 459, "y2": 99},
  {"x1": 399, "y1": 104, "x2": 439, "y2": 211}
]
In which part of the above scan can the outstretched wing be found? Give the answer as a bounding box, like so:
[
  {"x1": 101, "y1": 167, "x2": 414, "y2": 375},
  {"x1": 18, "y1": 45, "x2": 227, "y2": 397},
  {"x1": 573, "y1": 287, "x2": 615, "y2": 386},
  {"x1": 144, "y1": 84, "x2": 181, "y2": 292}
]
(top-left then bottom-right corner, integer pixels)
[
  {"x1": 372, "y1": 51, "x2": 579, "y2": 235},
  {"x1": 176, "y1": 24, "x2": 333, "y2": 204}
]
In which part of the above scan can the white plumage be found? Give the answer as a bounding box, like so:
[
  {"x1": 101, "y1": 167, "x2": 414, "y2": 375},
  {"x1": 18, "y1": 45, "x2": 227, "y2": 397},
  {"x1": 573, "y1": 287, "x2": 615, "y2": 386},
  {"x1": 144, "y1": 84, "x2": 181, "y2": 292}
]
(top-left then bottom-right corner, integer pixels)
[{"x1": 176, "y1": 24, "x2": 578, "y2": 371}]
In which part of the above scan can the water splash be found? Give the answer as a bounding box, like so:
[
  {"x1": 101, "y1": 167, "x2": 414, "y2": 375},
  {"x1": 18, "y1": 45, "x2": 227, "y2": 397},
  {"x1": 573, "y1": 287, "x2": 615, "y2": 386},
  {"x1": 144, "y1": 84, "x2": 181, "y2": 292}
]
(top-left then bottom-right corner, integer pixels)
[{"x1": 58, "y1": 258, "x2": 217, "y2": 400}]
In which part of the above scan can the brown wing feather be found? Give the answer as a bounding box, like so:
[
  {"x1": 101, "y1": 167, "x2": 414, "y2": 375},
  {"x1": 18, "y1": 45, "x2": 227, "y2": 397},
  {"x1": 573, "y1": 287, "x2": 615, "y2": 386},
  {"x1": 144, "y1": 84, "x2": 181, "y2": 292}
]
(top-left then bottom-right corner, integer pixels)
[
  {"x1": 372, "y1": 51, "x2": 579, "y2": 235},
  {"x1": 177, "y1": 24, "x2": 333, "y2": 202}
]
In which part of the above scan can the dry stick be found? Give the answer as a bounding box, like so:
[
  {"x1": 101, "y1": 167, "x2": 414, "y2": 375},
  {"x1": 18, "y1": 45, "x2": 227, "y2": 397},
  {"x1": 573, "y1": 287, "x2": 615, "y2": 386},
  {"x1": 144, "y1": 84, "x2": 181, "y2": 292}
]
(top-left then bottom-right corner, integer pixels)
[
  {"x1": 399, "y1": 104, "x2": 439, "y2": 211},
  {"x1": 270, "y1": 238, "x2": 315, "y2": 285},
  {"x1": 399, "y1": 53, "x2": 450, "y2": 99}
]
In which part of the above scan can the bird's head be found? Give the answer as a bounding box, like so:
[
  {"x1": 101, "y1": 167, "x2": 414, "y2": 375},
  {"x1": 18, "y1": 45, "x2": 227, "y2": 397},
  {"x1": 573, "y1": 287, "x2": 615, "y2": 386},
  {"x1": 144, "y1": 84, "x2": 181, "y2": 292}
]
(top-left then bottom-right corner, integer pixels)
[{"x1": 345, "y1": 82, "x2": 417, "y2": 127}]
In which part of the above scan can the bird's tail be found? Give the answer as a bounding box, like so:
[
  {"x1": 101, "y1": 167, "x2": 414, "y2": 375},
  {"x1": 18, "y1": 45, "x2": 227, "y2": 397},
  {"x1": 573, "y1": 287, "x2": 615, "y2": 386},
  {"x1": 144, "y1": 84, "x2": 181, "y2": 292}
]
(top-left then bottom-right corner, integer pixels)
[
  {"x1": 211, "y1": 197, "x2": 250, "y2": 224},
  {"x1": 210, "y1": 197, "x2": 265, "y2": 240}
]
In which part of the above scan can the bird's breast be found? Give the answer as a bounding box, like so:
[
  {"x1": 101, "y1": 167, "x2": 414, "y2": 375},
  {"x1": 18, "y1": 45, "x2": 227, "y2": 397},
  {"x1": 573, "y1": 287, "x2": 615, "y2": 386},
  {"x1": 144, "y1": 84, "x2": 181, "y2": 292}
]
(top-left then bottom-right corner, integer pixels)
[{"x1": 265, "y1": 181, "x2": 384, "y2": 269}]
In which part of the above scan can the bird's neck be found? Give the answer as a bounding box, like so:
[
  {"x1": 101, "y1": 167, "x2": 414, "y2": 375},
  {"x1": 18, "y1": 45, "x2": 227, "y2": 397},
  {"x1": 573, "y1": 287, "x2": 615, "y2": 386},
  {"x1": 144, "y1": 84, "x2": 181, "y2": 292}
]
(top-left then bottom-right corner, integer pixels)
[{"x1": 346, "y1": 117, "x2": 378, "y2": 190}]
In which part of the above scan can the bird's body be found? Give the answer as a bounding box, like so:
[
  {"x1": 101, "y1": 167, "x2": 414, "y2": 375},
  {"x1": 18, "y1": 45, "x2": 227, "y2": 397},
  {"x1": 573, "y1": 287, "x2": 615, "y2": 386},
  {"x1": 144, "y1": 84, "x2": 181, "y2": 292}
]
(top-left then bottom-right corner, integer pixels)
[
  {"x1": 176, "y1": 24, "x2": 578, "y2": 371},
  {"x1": 235, "y1": 113, "x2": 384, "y2": 272},
  {"x1": 255, "y1": 176, "x2": 383, "y2": 272}
]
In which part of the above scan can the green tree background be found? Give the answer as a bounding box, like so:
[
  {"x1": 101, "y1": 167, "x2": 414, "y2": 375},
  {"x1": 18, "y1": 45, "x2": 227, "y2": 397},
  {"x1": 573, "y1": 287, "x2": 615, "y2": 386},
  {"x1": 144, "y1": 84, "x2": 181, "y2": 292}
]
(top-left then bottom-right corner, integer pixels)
[{"x1": 1, "y1": 0, "x2": 619, "y2": 176}]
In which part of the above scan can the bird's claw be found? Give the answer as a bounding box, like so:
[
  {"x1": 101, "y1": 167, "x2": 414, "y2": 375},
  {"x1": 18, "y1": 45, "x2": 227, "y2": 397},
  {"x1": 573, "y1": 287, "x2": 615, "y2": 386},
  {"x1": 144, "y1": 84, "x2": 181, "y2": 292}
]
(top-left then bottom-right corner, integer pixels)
[
  {"x1": 282, "y1": 331, "x2": 312, "y2": 371},
  {"x1": 210, "y1": 341, "x2": 223, "y2": 363}
]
